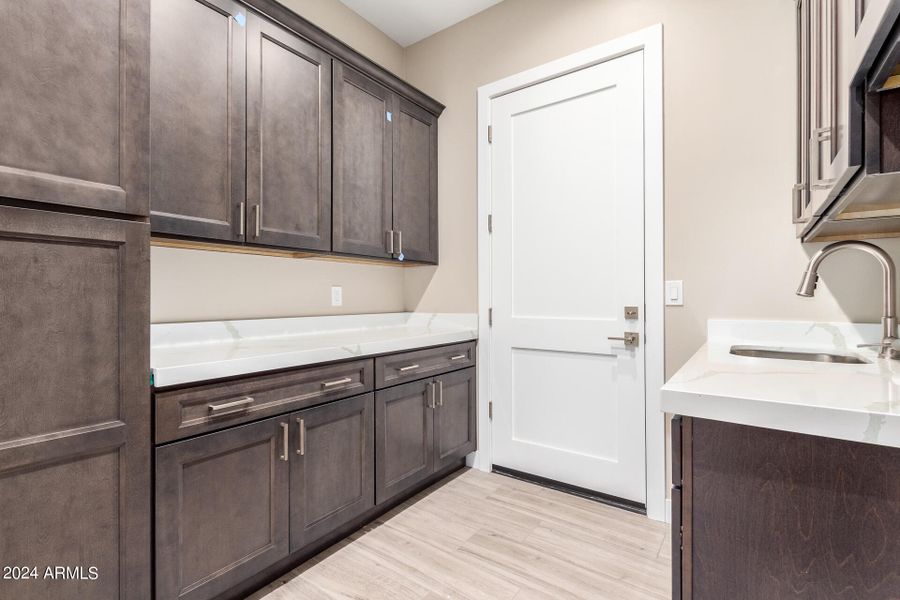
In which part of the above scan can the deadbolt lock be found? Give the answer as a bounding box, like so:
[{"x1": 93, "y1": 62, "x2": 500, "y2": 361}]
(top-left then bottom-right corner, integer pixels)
[
  {"x1": 608, "y1": 332, "x2": 640, "y2": 348},
  {"x1": 624, "y1": 306, "x2": 639, "y2": 320}
]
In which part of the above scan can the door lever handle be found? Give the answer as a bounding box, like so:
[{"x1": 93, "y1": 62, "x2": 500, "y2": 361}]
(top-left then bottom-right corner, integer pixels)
[{"x1": 608, "y1": 332, "x2": 640, "y2": 348}]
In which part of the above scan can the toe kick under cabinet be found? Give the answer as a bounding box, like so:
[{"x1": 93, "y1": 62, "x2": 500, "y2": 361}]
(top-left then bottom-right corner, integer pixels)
[{"x1": 153, "y1": 341, "x2": 476, "y2": 600}]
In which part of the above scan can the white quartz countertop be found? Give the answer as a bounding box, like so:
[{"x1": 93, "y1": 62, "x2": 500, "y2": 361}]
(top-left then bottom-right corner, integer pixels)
[
  {"x1": 151, "y1": 312, "x2": 477, "y2": 388},
  {"x1": 662, "y1": 320, "x2": 900, "y2": 449}
]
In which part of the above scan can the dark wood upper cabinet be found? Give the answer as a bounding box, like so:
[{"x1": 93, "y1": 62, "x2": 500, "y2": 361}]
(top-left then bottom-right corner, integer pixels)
[
  {"x1": 433, "y1": 368, "x2": 476, "y2": 471},
  {"x1": 375, "y1": 378, "x2": 435, "y2": 504},
  {"x1": 150, "y1": 0, "x2": 246, "y2": 241},
  {"x1": 0, "y1": 207, "x2": 150, "y2": 600},
  {"x1": 392, "y1": 97, "x2": 439, "y2": 264},
  {"x1": 147, "y1": 0, "x2": 443, "y2": 260},
  {"x1": 332, "y1": 64, "x2": 440, "y2": 263},
  {"x1": 332, "y1": 62, "x2": 394, "y2": 259},
  {"x1": 247, "y1": 14, "x2": 332, "y2": 251},
  {"x1": 289, "y1": 393, "x2": 375, "y2": 552},
  {"x1": 156, "y1": 416, "x2": 290, "y2": 600},
  {"x1": 0, "y1": 0, "x2": 149, "y2": 216}
]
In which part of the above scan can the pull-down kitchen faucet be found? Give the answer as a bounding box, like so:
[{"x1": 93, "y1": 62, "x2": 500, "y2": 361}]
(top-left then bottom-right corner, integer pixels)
[{"x1": 796, "y1": 240, "x2": 898, "y2": 358}]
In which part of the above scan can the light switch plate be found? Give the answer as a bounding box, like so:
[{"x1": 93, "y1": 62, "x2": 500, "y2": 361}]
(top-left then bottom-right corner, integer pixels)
[
  {"x1": 331, "y1": 286, "x2": 343, "y2": 307},
  {"x1": 665, "y1": 280, "x2": 683, "y2": 306}
]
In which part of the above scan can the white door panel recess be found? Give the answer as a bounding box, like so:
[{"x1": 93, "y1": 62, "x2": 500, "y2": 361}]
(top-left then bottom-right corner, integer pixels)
[{"x1": 490, "y1": 50, "x2": 646, "y2": 503}]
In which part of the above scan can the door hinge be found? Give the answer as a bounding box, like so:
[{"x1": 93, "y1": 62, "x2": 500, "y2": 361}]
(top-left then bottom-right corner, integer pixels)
[
  {"x1": 488, "y1": 308, "x2": 493, "y2": 327},
  {"x1": 489, "y1": 400, "x2": 493, "y2": 420},
  {"x1": 488, "y1": 125, "x2": 493, "y2": 143},
  {"x1": 487, "y1": 214, "x2": 493, "y2": 233}
]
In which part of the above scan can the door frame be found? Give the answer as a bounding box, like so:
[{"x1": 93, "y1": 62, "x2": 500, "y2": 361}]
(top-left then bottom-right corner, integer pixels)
[{"x1": 474, "y1": 24, "x2": 666, "y2": 522}]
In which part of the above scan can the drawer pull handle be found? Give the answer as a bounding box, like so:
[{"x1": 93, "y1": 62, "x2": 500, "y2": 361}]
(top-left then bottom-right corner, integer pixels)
[
  {"x1": 208, "y1": 397, "x2": 254, "y2": 414},
  {"x1": 398, "y1": 364, "x2": 420, "y2": 372},
  {"x1": 280, "y1": 422, "x2": 289, "y2": 462},
  {"x1": 449, "y1": 354, "x2": 467, "y2": 361},
  {"x1": 297, "y1": 418, "x2": 306, "y2": 455},
  {"x1": 322, "y1": 377, "x2": 353, "y2": 388}
]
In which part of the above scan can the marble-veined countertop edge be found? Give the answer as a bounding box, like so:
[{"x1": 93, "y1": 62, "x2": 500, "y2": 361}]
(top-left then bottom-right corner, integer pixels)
[
  {"x1": 151, "y1": 312, "x2": 478, "y2": 388},
  {"x1": 661, "y1": 319, "x2": 900, "y2": 449}
]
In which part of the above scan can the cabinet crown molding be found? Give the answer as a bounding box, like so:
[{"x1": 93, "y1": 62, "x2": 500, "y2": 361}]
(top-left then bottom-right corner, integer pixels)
[{"x1": 241, "y1": 0, "x2": 445, "y2": 117}]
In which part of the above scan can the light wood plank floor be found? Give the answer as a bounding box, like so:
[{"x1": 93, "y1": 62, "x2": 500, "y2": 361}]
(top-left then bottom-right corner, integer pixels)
[{"x1": 249, "y1": 469, "x2": 671, "y2": 600}]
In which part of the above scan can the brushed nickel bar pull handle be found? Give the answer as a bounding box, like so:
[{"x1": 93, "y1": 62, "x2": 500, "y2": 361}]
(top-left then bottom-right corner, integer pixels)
[
  {"x1": 449, "y1": 354, "x2": 467, "y2": 361},
  {"x1": 398, "y1": 364, "x2": 420, "y2": 372},
  {"x1": 438, "y1": 380, "x2": 443, "y2": 407},
  {"x1": 386, "y1": 229, "x2": 394, "y2": 254},
  {"x1": 254, "y1": 205, "x2": 261, "y2": 237},
  {"x1": 428, "y1": 382, "x2": 435, "y2": 409},
  {"x1": 397, "y1": 230, "x2": 402, "y2": 254},
  {"x1": 208, "y1": 397, "x2": 254, "y2": 414},
  {"x1": 297, "y1": 418, "x2": 306, "y2": 455},
  {"x1": 322, "y1": 377, "x2": 352, "y2": 388},
  {"x1": 238, "y1": 202, "x2": 245, "y2": 236},
  {"x1": 280, "y1": 422, "x2": 289, "y2": 461}
]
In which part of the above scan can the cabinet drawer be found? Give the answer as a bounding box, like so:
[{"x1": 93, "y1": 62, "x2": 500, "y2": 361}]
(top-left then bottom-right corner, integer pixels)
[
  {"x1": 155, "y1": 359, "x2": 373, "y2": 443},
  {"x1": 375, "y1": 341, "x2": 475, "y2": 388}
]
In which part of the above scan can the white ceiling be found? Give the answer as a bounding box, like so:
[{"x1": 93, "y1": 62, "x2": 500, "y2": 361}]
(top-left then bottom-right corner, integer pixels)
[{"x1": 339, "y1": 0, "x2": 503, "y2": 47}]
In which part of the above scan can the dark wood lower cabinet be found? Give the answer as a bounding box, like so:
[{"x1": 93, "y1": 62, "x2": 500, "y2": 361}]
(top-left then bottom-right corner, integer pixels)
[
  {"x1": 375, "y1": 378, "x2": 435, "y2": 504},
  {"x1": 0, "y1": 207, "x2": 149, "y2": 600},
  {"x1": 674, "y1": 416, "x2": 900, "y2": 599},
  {"x1": 375, "y1": 368, "x2": 477, "y2": 504},
  {"x1": 434, "y1": 368, "x2": 477, "y2": 471},
  {"x1": 290, "y1": 394, "x2": 375, "y2": 552},
  {"x1": 155, "y1": 417, "x2": 290, "y2": 600},
  {"x1": 154, "y1": 345, "x2": 476, "y2": 600}
]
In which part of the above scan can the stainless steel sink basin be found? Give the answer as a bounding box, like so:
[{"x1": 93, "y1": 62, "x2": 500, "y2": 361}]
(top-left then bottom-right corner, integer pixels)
[{"x1": 729, "y1": 345, "x2": 870, "y2": 364}]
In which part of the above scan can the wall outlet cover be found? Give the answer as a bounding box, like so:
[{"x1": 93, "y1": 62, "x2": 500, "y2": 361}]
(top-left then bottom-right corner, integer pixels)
[{"x1": 331, "y1": 286, "x2": 343, "y2": 307}]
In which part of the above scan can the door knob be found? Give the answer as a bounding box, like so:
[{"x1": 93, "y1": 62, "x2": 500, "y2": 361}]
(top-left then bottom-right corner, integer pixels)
[{"x1": 608, "y1": 332, "x2": 640, "y2": 348}]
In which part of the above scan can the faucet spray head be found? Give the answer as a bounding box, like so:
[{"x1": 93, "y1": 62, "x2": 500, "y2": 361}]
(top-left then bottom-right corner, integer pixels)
[{"x1": 796, "y1": 270, "x2": 818, "y2": 297}]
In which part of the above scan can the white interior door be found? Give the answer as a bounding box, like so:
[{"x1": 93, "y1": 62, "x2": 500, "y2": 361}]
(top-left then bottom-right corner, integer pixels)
[{"x1": 490, "y1": 50, "x2": 646, "y2": 504}]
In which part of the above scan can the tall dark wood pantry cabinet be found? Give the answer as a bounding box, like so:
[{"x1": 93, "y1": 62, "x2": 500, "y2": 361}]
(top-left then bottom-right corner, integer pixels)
[
  {"x1": 0, "y1": 0, "x2": 150, "y2": 215},
  {"x1": 0, "y1": 1, "x2": 152, "y2": 599}
]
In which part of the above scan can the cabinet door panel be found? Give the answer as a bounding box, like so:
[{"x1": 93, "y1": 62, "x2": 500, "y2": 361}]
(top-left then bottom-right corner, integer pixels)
[
  {"x1": 247, "y1": 15, "x2": 331, "y2": 250},
  {"x1": 333, "y1": 62, "x2": 393, "y2": 258},
  {"x1": 393, "y1": 97, "x2": 439, "y2": 263},
  {"x1": 0, "y1": 207, "x2": 149, "y2": 600},
  {"x1": 156, "y1": 417, "x2": 289, "y2": 600},
  {"x1": 434, "y1": 368, "x2": 476, "y2": 470},
  {"x1": 691, "y1": 418, "x2": 900, "y2": 599},
  {"x1": 375, "y1": 379, "x2": 435, "y2": 504},
  {"x1": 150, "y1": 0, "x2": 246, "y2": 241},
  {"x1": 0, "y1": 0, "x2": 149, "y2": 215},
  {"x1": 290, "y1": 394, "x2": 375, "y2": 552},
  {"x1": 808, "y1": 0, "x2": 861, "y2": 216}
]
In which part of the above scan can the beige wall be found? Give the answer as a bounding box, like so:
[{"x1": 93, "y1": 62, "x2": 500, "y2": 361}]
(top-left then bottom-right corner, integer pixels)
[
  {"x1": 276, "y1": 0, "x2": 405, "y2": 75},
  {"x1": 151, "y1": 248, "x2": 405, "y2": 322},
  {"x1": 402, "y1": 0, "x2": 900, "y2": 376},
  {"x1": 151, "y1": 0, "x2": 407, "y2": 323}
]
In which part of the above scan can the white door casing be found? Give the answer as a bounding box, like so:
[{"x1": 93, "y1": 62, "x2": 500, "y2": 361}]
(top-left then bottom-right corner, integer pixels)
[{"x1": 489, "y1": 50, "x2": 646, "y2": 503}]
